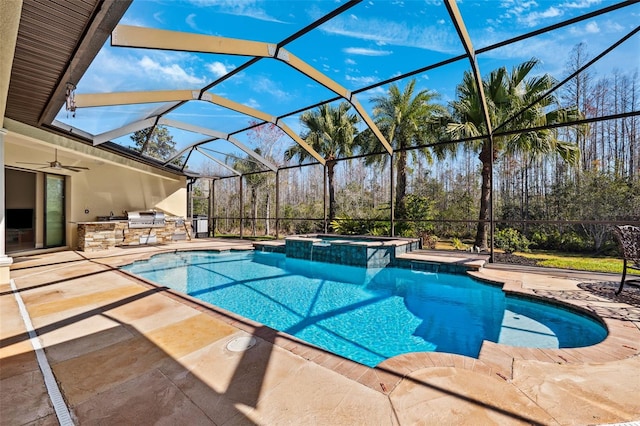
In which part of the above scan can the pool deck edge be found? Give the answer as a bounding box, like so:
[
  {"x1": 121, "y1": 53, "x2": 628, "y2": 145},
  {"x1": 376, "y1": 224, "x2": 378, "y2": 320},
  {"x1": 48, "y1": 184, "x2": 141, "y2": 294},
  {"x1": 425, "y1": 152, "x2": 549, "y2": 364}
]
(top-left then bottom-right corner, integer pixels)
[{"x1": 3, "y1": 240, "x2": 640, "y2": 425}]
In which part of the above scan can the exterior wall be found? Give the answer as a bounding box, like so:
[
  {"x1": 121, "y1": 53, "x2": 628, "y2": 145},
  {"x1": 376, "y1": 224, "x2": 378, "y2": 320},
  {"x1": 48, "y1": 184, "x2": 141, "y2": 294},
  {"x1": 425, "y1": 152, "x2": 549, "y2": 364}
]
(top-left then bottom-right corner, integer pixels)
[
  {"x1": 0, "y1": 0, "x2": 23, "y2": 282},
  {"x1": 4, "y1": 121, "x2": 188, "y2": 251},
  {"x1": 69, "y1": 162, "x2": 187, "y2": 247},
  {"x1": 0, "y1": 0, "x2": 22, "y2": 128}
]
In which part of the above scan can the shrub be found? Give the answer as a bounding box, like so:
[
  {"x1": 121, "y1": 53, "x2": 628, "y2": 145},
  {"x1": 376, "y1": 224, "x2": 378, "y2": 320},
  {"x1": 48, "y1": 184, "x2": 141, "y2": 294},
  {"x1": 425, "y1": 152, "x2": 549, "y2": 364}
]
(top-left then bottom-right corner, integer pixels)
[
  {"x1": 294, "y1": 219, "x2": 317, "y2": 234},
  {"x1": 529, "y1": 228, "x2": 592, "y2": 252},
  {"x1": 330, "y1": 216, "x2": 366, "y2": 235},
  {"x1": 451, "y1": 237, "x2": 467, "y2": 251},
  {"x1": 369, "y1": 221, "x2": 391, "y2": 236},
  {"x1": 494, "y1": 228, "x2": 530, "y2": 254},
  {"x1": 420, "y1": 232, "x2": 439, "y2": 249}
]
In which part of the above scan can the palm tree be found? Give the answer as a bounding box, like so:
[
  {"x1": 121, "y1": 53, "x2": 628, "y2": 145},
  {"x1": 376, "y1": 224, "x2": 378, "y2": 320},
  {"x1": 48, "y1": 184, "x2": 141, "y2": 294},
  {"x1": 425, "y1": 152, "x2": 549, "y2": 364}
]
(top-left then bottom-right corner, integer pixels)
[
  {"x1": 361, "y1": 79, "x2": 447, "y2": 220},
  {"x1": 447, "y1": 59, "x2": 581, "y2": 250},
  {"x1": 284, "y1": 102, "x2": 360, "y2": 222}
]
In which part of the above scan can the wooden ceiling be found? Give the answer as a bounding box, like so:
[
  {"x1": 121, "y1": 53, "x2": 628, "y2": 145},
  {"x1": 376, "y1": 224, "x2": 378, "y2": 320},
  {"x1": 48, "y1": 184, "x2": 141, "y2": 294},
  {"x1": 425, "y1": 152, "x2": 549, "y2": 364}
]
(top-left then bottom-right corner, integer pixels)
[{"x1": 5, "y1": 0, "x2": 131, "y2": 128}]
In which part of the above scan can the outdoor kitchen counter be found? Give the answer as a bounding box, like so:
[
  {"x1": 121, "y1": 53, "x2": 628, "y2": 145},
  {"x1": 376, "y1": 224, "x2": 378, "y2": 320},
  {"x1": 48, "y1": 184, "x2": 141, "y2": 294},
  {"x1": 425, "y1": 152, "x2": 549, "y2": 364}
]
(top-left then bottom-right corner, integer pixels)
[{"x1": 76, "y1": 217, "x2": 191, "y2": 252}]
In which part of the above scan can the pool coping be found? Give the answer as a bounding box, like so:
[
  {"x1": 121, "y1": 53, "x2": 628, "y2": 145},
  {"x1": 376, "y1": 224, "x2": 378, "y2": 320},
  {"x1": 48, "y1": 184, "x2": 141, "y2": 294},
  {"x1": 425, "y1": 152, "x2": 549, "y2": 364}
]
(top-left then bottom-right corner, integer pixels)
[{"x1": 114, "y1": 244, "x2": 640, "y2": 396}]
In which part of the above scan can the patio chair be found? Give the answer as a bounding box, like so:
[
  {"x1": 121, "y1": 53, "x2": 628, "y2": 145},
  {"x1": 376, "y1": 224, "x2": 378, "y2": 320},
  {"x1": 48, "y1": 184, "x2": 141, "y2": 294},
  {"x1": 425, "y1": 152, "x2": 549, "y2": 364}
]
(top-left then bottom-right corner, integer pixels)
[{"x1": 612, "y1": 225, "x2": 640, "y2": 294}]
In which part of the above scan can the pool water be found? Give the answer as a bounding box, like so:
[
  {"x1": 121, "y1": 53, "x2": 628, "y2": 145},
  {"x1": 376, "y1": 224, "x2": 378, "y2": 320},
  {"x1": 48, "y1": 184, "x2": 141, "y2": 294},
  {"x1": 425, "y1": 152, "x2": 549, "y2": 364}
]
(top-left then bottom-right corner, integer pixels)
[{"x1": 121, "y1": 250, "x2": 607, "y2": 367}]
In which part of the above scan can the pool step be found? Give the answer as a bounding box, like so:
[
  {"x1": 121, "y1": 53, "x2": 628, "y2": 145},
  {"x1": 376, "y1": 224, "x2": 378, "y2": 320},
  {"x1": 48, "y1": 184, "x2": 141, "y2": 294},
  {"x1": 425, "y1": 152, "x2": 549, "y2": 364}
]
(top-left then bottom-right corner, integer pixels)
[
  {"x1": 253, "y1": 241, "x2": 286, "y2": 254},
  {"x1": 396, "y1": 251, "x2": 488, "y2": 272}
]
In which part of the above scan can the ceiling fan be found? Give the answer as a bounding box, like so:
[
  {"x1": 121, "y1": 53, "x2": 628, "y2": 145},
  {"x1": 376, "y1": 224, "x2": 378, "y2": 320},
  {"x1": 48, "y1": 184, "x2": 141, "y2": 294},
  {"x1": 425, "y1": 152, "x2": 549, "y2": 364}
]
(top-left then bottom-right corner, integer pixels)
[{"x1": 17, "y1": 149, "x2": 90, "y2": 172}]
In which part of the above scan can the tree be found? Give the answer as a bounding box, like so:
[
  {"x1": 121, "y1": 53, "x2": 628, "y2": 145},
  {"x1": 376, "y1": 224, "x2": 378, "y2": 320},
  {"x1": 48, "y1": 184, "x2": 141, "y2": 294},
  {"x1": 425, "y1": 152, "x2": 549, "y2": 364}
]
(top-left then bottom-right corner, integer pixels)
[
  {"x1": 561, "y1": 43, "x2": 594, "y2": 172},
  {"x1": 447, "y1": 59, "x2": 581, "y2": 250},
  {"x1": 284, "y1": 102, "x2": 360, "y2": 223},
  {"x1": 245, "y1": 121, "x2": 285, "y2": 235},
  {"x1": 130, "y1": 125, "x2": 180, "y2": 164},
  {"x1": 234, "y1": 148, "x2": 268, "y2": 237},
  {"x1": 360, "y1": 79, "x2": 447, "y2": 220},
  {"x1": 547, "y1": 170, "x2": 640, "y2": 251}
]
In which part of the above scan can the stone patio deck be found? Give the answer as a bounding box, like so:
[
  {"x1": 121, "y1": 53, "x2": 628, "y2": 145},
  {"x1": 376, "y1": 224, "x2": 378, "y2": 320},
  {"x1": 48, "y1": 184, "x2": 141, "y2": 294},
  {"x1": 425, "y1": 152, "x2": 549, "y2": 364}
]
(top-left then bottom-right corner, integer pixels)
[{"x1": 1, "y1": 239, "x2": 639, "y2": 425}]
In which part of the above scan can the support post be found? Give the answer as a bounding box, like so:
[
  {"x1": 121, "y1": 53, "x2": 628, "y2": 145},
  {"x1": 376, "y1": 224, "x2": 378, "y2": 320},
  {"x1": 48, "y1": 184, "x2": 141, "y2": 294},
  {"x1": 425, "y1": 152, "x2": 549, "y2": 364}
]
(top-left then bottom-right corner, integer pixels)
[
  {"x1": 0, "y1": 129, "x2": 13, "y2": 284},
  {"x1": 239, "y1": 175, "x2": 244, "y2": 239},
  {"x1": 489, "y1": 134, "x2": 495, "y2": 263},
  {"x1": 208, "y1": 179, "x2": 215, "y2": 237},
  {"x1": 187, "y1": 178, "x2": 194, "y2": 236},
  {"x1": 275, "y1": 169, "x2": 280, "y2": 239},
  {"x1": 390, "y1": 153, "x2": 395, "y2": 237},
  {"x1": 323, "y1": 164, "x2": 328, "y2": 234}
]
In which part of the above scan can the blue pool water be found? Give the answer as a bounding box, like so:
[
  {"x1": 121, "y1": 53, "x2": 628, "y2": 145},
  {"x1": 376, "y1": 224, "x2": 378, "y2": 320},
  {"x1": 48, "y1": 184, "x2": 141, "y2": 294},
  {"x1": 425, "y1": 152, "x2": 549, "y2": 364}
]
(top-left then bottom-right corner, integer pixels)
[{"x1": 121, "y1": 250, "x2": 607, "y2": 367}]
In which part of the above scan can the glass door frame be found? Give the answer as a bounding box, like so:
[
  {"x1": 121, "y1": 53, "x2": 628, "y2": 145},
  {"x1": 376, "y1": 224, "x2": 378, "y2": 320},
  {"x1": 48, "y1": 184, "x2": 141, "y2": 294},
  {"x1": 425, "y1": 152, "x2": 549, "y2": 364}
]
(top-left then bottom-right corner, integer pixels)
[{"x1": 44, "y1": 173, "x2": 66, "y2": 248}]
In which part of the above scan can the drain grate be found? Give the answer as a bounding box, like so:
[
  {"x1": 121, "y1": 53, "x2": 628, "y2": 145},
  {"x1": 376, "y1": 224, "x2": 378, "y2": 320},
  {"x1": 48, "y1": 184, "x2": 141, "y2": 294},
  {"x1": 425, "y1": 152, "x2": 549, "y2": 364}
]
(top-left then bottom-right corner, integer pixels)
[{"x1": 226, "y1": 336, "x2": 257, "y2": 352}]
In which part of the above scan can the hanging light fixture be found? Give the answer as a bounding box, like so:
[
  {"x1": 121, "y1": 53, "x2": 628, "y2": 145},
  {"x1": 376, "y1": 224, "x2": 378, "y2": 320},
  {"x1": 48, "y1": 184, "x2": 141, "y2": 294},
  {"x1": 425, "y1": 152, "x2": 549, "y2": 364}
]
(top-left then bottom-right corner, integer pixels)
[{"x1": 65, "y1": 83, "x2": 76, "y2": 117}]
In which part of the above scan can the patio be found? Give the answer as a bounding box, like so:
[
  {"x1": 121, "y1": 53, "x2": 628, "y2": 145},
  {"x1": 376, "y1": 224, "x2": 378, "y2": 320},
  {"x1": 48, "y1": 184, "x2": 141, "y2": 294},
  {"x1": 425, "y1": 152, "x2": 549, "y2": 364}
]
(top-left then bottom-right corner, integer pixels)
[{"x1": 2, "y1": 240, "x2": 639, "y2": 425}]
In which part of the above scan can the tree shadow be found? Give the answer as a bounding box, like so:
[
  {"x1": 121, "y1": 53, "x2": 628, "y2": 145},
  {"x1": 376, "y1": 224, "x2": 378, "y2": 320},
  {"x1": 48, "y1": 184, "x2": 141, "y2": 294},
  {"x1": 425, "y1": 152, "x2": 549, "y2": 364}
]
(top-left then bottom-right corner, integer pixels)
[{"x1": 577, "y1": 280, "x2": 640, "y2": 307}]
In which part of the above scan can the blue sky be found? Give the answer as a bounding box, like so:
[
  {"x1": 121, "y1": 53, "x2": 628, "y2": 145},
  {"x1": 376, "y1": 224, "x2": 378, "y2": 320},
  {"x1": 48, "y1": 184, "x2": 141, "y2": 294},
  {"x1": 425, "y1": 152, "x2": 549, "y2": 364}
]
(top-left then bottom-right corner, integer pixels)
[{"x1": 56, "y1": 0, "x2": 640, "y2": 174}]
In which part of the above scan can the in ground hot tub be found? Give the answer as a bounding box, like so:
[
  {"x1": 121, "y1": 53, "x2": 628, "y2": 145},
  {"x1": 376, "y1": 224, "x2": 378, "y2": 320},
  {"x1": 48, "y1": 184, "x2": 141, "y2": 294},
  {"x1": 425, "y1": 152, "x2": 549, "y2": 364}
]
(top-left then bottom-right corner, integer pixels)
[{"x1": 283, "y1": 234, "x2": 420, "y2": 268}]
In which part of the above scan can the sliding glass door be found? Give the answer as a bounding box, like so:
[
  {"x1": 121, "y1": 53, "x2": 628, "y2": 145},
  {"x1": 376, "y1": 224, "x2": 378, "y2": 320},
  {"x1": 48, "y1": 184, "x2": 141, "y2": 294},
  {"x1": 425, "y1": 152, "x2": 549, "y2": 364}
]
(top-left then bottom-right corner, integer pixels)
[{"x1": 45, "y1": 174, "x2": 65, "y2": 247}]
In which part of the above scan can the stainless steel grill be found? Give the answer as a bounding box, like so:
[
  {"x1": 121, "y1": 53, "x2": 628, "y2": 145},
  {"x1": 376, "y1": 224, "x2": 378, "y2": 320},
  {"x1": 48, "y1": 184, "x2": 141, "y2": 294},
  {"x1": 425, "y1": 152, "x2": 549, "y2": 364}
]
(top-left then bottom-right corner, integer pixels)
[{"x1": 127, "y1": 211, "x2": 165, "y2": 228}]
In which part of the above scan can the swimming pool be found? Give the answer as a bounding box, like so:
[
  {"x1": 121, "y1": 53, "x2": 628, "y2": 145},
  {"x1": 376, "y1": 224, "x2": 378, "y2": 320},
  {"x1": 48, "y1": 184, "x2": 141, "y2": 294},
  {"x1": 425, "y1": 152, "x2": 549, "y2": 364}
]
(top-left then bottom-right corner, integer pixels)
[{"x1": 121, "y1": 250, "x2": 607, "y2": 367}]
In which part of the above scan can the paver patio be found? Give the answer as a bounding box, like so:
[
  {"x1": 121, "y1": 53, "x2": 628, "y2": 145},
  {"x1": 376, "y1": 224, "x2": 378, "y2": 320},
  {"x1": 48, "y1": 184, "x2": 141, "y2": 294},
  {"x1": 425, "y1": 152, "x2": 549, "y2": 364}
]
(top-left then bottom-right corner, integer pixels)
[{"x1": 1, "y1": 240, "x2": 639, "y2": 425}]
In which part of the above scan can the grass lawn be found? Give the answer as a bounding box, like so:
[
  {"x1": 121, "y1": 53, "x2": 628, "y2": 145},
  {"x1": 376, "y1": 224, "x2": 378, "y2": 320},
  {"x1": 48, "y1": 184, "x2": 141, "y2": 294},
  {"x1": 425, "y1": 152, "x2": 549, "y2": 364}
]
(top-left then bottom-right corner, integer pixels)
[
  {"x1": 515, "y1": 250, "x2": 639, "y2": 275},
  {"x1": 436, "y1": 240, "x2": 637, "y2": 275}
]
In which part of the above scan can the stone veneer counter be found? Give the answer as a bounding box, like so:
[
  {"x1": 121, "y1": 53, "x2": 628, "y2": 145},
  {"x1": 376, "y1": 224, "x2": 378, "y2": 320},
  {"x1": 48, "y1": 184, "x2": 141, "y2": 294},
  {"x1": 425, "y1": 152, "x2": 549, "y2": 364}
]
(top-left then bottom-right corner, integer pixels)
[{"x1": 76, "y1": 217, "x2": 191, "y2": 252}]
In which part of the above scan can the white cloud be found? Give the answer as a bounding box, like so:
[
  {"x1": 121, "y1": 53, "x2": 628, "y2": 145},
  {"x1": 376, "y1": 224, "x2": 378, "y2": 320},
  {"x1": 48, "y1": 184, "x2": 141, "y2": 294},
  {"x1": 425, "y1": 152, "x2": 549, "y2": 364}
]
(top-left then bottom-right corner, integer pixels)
[
  {"x1": 187, "y1": 0, "x2": 286, "y2": 23},
  {"x1": 186, "y1": 13, "x2": 199, "y2": 31},
  {"x1": 80, "y1": 49, "x2": 141, "y2": 92},
  {"x1": 119, "y1": 16, "x2": 146, "y2": 27},
  {"x1": 584, "y1": 21, "x2": 600, "y2": 33},
  {"x1": 499, "y1": 1, "x2": 568, "y2": 27},
  {"x1": 246, "y1": 98, "x2": 260, "y2": 109},
  {"x1": 343, "y1": 47, "x2": 393, "y2": 56},
  {"x1": 321, "y1": 15, "x2": 459, "y2": 54},
  {"x1": 139, "y1": 56, "x2": 205, "y2": 85},
  {"x1": 345, "y1": 58, "x2": 356, "y2": 65},
  {"x1": 500, "y1": 0, "x2": 539, "y2": 20},
  {"x1": 345, "y1": 75, "x2": 378, "y2": 86},
  {"x1": 207, "y1": 61, "x2": 234, "y2": 78},
  {"x1": 251, "y1": 76, "x2": 287, "y2": 99},
  {"x1": 569, "y1": 21, "x2": 601, "y2": 36},
  {"x1": 560, "y1": 0, "x2": 601, "y2": 8},
  {"x1": 602, "y1": 20, "x2": 624, "y2": 32},
  {"x1": 361, "y1": 86, "x2": 387, "y2": 97},
  {"x1": 152, "y1": 12, "x2": 164, "y2": 23},
  {"x1": 519, "y1": 7, "x2": 564, "y2": 27}
]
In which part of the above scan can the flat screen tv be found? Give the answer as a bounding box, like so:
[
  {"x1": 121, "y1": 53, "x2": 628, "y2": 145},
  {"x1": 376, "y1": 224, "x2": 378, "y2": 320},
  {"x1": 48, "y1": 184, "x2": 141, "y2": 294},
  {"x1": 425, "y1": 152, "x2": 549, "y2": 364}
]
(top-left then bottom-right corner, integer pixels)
[{"x1": 5, "y1": 209, "x2": 34, "y2": 229}]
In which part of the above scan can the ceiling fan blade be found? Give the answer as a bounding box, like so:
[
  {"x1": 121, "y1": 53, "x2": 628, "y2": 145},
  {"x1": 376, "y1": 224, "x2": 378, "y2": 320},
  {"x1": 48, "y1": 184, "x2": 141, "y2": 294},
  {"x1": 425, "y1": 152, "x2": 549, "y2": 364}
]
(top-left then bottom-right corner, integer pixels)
[
  {"x1": 61, "y1": 166, "x2": 84, "y2": 172},
  {"x1": 17, "y1": 150, "x2": 89, "y2": 172}
]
